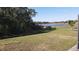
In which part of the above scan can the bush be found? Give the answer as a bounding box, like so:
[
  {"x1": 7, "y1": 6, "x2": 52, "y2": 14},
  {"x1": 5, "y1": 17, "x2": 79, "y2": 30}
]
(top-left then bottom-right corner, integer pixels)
[
  {"x1": 45, "y1": 26, "x2": 52, "y2": 30},
  {"x1": 68, "y1": 20, "x2": 76, "y2": 27}
]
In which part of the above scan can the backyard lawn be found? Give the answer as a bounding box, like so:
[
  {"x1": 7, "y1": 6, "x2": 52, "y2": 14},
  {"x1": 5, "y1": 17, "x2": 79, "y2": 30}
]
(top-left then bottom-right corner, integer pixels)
[{"x1": 0, "y1": 27, "x2": 77, "y2": 51}]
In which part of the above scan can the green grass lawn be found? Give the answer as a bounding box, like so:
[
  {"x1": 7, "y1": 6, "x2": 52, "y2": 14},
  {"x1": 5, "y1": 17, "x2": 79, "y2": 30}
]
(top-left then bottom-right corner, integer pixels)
[{"x1": 0, "y1": 27, "x2": 77, "y2": 51}]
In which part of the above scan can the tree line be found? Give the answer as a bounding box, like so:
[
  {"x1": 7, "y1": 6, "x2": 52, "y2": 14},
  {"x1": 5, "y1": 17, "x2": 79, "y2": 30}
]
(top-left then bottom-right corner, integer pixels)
[{"x1": 0, "y1": 7, "x2": 43, "y2": 38}]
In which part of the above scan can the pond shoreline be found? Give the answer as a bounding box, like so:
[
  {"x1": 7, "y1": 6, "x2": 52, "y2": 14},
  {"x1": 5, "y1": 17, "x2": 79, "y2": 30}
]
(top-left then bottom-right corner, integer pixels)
[{"x1": 38, "y1": 23, "x2": 68, "y2": 27}]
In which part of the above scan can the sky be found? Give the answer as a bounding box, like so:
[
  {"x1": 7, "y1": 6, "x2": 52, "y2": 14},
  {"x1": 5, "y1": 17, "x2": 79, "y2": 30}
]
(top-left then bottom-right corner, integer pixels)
[{"x1": 31, "y1": 7, "x2": 79, "y2": 22}]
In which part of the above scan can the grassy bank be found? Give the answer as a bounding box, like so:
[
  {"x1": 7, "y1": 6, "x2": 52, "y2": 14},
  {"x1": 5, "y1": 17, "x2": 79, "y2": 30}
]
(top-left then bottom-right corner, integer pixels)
[{"x1": 0, "y1": 27, "x2": 77, "y2": 51}]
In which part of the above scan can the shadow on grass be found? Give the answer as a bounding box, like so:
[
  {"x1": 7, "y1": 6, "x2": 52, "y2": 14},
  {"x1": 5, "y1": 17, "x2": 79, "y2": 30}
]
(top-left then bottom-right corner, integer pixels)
[
  {"x1": 0, "y1": 27, "x2": 56, "y2": 40},
  {"x1": 38, "y1": 27, "x2": 56, "y2": 33}
]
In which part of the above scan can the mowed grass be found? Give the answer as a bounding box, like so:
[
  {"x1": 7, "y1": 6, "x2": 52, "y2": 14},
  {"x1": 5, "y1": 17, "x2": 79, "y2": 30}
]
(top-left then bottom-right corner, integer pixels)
[{"x1": 0, "y1": 27, "x2": 77, "y2": 51}]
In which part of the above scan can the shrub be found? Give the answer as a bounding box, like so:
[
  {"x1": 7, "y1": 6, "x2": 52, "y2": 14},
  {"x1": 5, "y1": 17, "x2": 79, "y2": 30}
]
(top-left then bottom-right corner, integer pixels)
[
  {"x1": 45, "y1": 26, "x2": 52, "y2": 30},
  {"x1": 68, "y1": 20, "x2": 76, "y2": 27}
]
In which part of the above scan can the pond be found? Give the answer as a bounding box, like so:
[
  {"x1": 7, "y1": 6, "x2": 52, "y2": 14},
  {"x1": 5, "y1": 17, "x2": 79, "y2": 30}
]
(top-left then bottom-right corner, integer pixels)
[{"x1": 38, "y1": 23, "x2": 67, "y2": 27}]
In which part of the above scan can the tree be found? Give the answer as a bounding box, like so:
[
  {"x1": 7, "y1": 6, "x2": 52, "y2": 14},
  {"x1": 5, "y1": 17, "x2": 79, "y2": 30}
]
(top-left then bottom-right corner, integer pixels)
[
  {"x1": 0, "y1": 7, "x2": 37, "y2": 37},
  {"x1": 68, "y1": 20, "x2": 76, "y2": 27}
]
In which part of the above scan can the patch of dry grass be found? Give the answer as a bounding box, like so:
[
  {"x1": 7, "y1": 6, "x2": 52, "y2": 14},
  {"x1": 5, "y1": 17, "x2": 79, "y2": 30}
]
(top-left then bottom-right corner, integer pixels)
[{"x1": 0, "y1": 27, "x2": 77, "y2": 51}]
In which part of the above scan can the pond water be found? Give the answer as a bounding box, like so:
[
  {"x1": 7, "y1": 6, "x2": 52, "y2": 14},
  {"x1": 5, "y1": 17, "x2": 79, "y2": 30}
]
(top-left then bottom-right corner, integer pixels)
[{"x1": 38, "y1": 23, "x2": 67, "y2": 27}]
